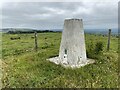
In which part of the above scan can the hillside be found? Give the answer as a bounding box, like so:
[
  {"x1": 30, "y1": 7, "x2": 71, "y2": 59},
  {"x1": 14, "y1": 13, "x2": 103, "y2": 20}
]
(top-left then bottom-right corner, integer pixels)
[{"x1": 2, "y1": 32, "x2": 118, "y2": 88}]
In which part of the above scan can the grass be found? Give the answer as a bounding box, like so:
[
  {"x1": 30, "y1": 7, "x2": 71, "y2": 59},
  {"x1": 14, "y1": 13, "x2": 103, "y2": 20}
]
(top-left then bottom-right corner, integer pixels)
[{"x1": 2, "y1": 32, "x2": 118, "y2": 88}]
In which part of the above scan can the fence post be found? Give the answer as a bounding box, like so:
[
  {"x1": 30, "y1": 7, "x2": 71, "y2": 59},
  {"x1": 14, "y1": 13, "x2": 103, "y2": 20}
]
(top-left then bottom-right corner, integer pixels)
[
  {"x1": 107, "y1": 29, "x2": 111, "y2": 51},
  {"x1": 34, "y1": 31, "x2": 38, "y2": 51}
]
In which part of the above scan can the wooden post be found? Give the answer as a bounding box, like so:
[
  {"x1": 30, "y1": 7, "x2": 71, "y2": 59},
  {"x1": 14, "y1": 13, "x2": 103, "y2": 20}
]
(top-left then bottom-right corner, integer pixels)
[
  {"x1": 107, "y1": 29, "x2": 111, "y2": 51},
  {"x1": 34, "y1": 31, "x2": 38, "y2": 51}
]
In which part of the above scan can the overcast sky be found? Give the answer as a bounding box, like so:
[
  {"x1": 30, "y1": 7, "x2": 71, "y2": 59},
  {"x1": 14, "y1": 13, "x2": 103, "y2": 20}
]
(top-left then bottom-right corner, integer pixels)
[{"x1": 1, "y1": 1, "x2": 118, "y2": 30}]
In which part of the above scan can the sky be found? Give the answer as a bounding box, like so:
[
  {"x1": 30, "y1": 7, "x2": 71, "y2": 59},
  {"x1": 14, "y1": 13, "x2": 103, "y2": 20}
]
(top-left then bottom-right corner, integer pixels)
[{"x1": 0, "y1": 0, "x2": 119, "y2": 30}]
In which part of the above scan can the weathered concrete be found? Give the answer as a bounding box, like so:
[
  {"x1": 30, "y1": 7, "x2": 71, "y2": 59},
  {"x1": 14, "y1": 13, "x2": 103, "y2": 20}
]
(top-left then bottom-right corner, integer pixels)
[
  {"x1": 48, "y1": 19, "x2": 94, "y2": 68},
  {"x1": 59, "y1": 19, "x2": 87, "y2": 66},
  {"x1": 48, "y1": 57, "x2": 94, "y2": 68}
]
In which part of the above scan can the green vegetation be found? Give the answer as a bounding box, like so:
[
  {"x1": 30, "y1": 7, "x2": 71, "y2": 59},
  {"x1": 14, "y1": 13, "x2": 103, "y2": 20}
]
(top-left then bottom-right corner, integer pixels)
[{"x1": 2, "y1": 33, "x2": 118, "y2": 88}]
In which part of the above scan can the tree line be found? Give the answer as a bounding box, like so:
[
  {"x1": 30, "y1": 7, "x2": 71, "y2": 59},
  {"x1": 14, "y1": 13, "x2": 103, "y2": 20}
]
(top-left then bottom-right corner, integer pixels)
[{"x1": 7, "y1": 30, "x2": 61, "y2": 34}]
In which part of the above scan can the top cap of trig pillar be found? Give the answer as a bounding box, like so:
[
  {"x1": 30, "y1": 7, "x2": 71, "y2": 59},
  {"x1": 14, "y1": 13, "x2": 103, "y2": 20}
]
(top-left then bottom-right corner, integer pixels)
[{"x1": 65, "y1": 18, "x2": 83, "y2": 21}]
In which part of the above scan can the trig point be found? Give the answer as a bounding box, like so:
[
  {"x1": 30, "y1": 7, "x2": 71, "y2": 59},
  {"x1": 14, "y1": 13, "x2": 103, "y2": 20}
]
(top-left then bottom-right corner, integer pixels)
[
  {"x1": 59, "y1": 19, "x2": 87, "y2": 65},
  {"x1": 48, "y1": 18, "x2": 94, "y2": 68}
]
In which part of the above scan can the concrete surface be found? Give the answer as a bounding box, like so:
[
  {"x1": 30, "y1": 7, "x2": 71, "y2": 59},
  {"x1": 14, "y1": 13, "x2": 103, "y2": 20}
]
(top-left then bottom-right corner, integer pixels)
[{"x1": 48, "y1": 19, "x2": 94, "y2": 68}]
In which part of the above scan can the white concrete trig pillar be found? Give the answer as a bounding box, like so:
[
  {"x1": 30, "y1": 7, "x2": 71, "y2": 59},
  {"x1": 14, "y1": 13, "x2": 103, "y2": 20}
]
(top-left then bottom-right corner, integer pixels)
[
  {"x1": 59, "y1": 19, "x2": 87, "y2": 66},
  {"x1": 48, "y1": 18, "x2": 94, "y2": 68}
]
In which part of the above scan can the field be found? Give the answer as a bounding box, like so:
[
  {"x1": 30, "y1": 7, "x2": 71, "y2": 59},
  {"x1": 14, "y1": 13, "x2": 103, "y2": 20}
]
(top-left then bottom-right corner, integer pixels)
[{"x1": 1, "y1": 32, "x2": 118, "y2": 88}]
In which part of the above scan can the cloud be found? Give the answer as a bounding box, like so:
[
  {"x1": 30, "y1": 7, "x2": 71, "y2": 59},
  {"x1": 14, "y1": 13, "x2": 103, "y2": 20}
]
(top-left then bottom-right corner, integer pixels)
[{"x1": 1, "y1": 1, "x2": 118, "y2": 29}]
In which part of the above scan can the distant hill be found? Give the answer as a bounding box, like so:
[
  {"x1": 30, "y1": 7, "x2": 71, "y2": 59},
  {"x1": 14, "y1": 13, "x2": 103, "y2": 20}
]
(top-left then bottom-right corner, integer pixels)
[
  {"x1": 84, "y1": 29, "x2": 118, "y2": 35},
  {"x1": 1, "y1": 28, "x2": 61, "y2": 34},
  {"x1": 1, "y1": 28, "x2": 37, "y2": 33},
  {"x1": 52, "y1": 29, "x2": 118, "y2": 35},
  {"x1": 1, "y1": 28, "x2": 118, "y2": 35}
]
